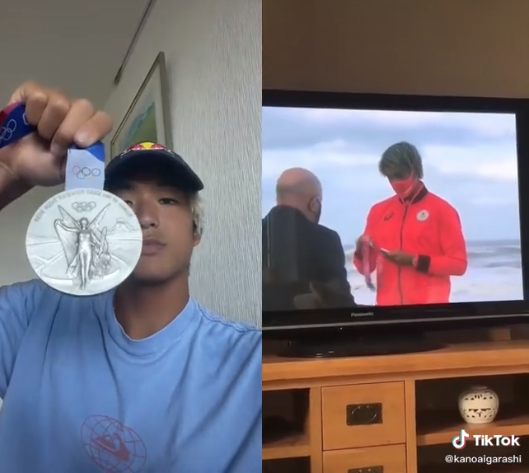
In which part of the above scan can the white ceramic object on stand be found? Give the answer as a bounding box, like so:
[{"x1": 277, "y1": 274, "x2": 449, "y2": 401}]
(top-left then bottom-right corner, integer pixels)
[{"x1": 458, "y1": 385, "x2": 499, "y2": 424}]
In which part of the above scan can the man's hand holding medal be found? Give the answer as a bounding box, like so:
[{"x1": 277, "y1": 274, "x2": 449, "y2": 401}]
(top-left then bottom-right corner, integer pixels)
[{"x1": 0, "y1": 82, "x2": 143, "y2": 296}]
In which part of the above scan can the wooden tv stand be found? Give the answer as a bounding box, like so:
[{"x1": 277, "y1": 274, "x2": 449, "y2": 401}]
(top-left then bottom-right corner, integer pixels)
[{"x1": 262, "y1": 339, "x2": 529, "y2": 473}]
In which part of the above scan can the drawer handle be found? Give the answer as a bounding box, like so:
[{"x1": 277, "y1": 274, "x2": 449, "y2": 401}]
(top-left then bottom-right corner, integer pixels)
[
  {"x1": 348, "y1": 467, "x2": 383, "y2": 473},
  {"x1": 345, "y1": 403, "x2": 382, "y2": 425}
]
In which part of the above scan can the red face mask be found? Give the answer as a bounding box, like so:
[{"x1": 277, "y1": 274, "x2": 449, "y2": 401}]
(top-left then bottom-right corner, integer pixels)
[{"x1": 390, "y1": 177, "x2": 416, "y2": 199}]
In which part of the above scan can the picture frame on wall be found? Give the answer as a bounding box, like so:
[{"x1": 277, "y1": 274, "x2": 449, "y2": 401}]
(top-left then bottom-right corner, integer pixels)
[{"x1": 110, "y1": 51, "x2": 173, "y2": 158}]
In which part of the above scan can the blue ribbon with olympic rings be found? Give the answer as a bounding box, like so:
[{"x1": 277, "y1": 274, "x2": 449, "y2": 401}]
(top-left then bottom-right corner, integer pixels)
[{"x1": 0, "y1": 102, "x2": 105, "y2": 190}]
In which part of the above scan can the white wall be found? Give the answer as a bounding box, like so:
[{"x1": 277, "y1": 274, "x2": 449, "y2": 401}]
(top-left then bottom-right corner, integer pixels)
[{"x1": 104, "y1": 0, "x2": 262, "y2": 326}]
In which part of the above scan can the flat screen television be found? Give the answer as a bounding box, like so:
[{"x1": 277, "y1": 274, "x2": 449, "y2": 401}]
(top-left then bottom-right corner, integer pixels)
[{"x1": 262, "y1": 90, "x2": 529, "y2": 356}]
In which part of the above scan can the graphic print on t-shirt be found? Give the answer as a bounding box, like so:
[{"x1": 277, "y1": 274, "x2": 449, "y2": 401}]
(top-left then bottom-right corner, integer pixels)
[{"x1": 81, "y1": 415, "x2": 147, "y2": 472}]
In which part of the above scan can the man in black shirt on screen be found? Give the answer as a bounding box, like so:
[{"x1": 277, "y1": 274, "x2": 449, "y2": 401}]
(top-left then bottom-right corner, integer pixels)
[{"x1": 262, "y1": 167, "x2": 356, "y2": 311}]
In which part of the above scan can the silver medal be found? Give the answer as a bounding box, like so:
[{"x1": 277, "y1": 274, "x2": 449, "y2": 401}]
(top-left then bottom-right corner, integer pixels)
[{"x1": 25, "y1": 188, "x2": 142, "y2": 296}]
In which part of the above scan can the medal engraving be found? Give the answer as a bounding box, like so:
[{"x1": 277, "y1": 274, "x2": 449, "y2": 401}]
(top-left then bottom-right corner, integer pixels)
[{"x1": 26, "y1": 189, "x2": 142, "y2": 296}]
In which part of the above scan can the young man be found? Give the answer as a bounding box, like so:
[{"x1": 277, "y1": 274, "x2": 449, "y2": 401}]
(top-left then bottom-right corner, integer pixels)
[
  {"x1": 353, "y1": 142, "x2": 467, "y2": 306},
  {"x1": 0, "y1": 82, "x2": 261, "y2": 472}
]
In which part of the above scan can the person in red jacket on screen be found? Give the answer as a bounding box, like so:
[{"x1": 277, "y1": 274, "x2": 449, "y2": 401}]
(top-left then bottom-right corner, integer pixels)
[{"x1": 353, "y1": 141, "x2": 467, "y2": 305}]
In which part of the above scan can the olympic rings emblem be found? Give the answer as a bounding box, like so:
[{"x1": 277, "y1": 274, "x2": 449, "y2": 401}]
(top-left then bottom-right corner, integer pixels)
[
  {"x1": 72, "y1": 201, "x2": 97, "y2": 212},
  {"x1": 0, "y1": 119, "x2": 17, "y2": 142},
  {"x1": 71, "y1": 166, "x2": 102, "y2": 179}
]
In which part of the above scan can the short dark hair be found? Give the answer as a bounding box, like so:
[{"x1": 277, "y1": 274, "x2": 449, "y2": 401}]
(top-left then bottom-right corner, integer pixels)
[{"x1": 379, "y1": 142, "x2": 424, "y2": 179}]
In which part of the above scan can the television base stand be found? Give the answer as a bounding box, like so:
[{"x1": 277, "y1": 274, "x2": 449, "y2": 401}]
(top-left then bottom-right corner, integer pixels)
[
  {"x1": 280, "y1": 334, "x2": 444, "y2": 358},
  {"x1": 263, "y1": 339, "x2": 529, "y2": 473}
]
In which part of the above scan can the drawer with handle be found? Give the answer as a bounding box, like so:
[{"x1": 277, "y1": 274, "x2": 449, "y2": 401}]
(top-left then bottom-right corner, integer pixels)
[
  {"x1": 321, "y1": 382, "x2": 406, "y2": 450},
  {"x1": 323, "y1": 444, "x2": 406, "y2": 473}
]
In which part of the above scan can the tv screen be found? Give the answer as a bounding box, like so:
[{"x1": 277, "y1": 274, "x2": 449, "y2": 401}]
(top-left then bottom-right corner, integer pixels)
[{"x1": 262, "y1": 91, "x2": 529, "y2": 333}]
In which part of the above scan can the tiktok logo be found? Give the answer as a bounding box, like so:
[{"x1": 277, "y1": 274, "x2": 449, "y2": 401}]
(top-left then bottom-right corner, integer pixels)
[{"x1": 452, "y1": 429, "x2": 470, "y2": 449}]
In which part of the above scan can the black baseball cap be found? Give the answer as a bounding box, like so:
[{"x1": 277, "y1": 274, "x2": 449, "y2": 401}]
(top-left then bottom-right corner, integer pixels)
[{"x1": 104, "y1": 141, "x2": 204, "y2": 192}]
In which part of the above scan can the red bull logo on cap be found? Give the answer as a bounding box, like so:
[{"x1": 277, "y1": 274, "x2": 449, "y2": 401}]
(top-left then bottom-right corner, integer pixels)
[
  {"x1": 127, "y1": 142, "x2": 168, "y2": 151},
  {"x1": 116, "y1": 141, "x2": 176, "y2": 160}
]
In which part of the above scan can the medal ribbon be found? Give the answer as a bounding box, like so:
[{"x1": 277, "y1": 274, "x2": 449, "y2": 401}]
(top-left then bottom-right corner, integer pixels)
[
  {"x1": 0, "y1": 102, "x2": 105, "y2": 190},
  {"x1": 361, "y1": 237, "x2": 376, "y2": 291}
]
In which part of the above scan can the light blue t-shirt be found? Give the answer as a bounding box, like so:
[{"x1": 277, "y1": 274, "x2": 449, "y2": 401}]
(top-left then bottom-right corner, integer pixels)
[{"x1": 0, "y1": 280, "x2": 261, "y2": 472}]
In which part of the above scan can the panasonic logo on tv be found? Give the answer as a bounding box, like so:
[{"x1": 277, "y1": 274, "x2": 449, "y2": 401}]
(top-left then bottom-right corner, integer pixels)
[{"x1": 350, "y1": 311, "x2": 374, "y2": 317}]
